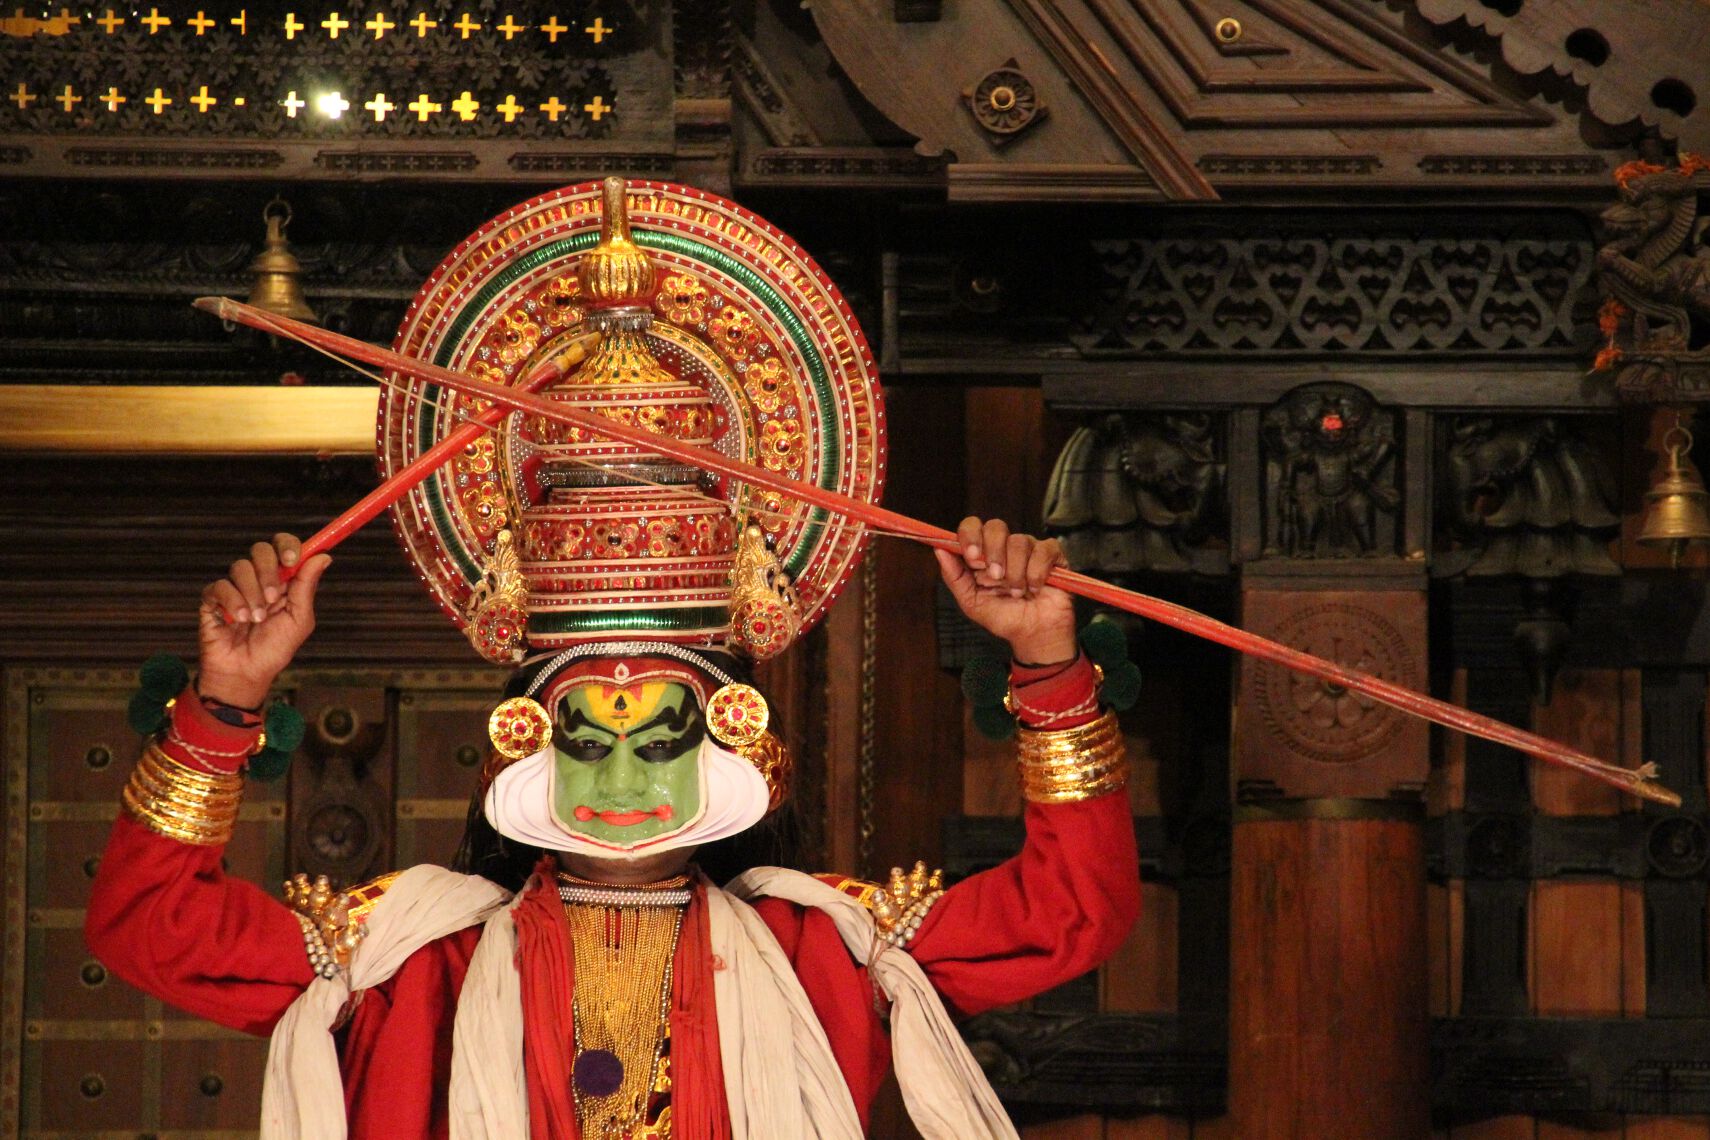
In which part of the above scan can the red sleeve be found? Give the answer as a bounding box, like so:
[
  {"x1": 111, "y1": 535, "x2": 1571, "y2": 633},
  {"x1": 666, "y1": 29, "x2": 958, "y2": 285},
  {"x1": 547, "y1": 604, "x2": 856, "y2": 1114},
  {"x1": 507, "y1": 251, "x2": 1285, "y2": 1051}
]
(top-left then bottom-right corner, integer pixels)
[
  {"x1": 907, "y1": 654, "x2": 1140, "y2": 1017},
  {"x1": 83, "y1": 694, "x2": 313, "y2": 1037}
]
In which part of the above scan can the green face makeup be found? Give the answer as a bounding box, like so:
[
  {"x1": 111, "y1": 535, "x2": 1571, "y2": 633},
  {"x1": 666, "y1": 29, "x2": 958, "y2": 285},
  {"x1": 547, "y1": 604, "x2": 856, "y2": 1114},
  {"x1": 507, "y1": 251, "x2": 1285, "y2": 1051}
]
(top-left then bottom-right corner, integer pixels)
[{"x1": 551, "y1": 681, "x2": 704, "y2": 846}]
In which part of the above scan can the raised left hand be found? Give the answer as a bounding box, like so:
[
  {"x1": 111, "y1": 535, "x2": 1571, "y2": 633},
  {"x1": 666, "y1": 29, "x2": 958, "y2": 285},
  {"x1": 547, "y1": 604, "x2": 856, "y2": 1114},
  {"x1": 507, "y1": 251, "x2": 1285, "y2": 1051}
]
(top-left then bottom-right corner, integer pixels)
[{"x1": 934, "y1": 516, "x2": 1077, "y2": 665}]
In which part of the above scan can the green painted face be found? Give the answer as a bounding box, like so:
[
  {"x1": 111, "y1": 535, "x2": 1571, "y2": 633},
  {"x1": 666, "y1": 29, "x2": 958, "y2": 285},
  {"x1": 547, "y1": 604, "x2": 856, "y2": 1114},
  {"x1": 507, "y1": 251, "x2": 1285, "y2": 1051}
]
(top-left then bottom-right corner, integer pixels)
[{"x1": 551, "y1": 680, "x2": 704, "y2": 846}]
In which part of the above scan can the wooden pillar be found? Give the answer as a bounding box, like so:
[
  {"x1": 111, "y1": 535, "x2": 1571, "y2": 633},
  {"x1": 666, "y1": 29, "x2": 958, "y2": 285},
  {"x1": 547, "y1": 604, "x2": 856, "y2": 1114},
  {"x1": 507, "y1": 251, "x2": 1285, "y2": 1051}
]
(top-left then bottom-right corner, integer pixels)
[{"x1": 1228, "y1": 584, "x2": 1431, "y2": 1137}]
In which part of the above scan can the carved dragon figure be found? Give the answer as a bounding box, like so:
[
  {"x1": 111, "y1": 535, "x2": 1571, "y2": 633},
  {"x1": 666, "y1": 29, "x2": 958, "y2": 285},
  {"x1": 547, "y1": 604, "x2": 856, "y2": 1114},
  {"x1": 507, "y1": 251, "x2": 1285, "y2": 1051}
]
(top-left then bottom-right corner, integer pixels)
[{"x1": 1598, "y1": 158, "x2": 1710, "y2": 365}]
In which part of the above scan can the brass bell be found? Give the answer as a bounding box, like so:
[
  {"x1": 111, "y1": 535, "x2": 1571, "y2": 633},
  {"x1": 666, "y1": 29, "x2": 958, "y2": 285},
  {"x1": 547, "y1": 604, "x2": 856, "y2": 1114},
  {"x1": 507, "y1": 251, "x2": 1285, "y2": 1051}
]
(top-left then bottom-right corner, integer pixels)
[
  {"x1": 246, "y1": 197, "x2": 317, "y2": 324},
  {"x1": 1639, "y1": 421, "x2": 1710, "y2": 568}
]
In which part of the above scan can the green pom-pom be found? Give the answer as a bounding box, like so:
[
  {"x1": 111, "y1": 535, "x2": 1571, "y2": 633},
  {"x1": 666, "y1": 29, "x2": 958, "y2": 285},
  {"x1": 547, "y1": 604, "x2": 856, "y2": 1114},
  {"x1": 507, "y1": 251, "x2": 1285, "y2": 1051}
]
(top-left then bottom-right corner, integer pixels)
[
  {"x1": 1078, "y1": 617, "x2": 1128, "y2": 669},
  {"x1": 264, "y1": 702, "x2": 306, "y2": 754},
  {"x1": 137, "y1": 653, "x2": 189, "y2": 699},
  {"x1": 960, "y1": 655, "x2": 1010, "y2": 706},
  {"x1": 247, "y1": 748, "x2": 290, "y2": 782},
  {"x1": 127, "y1": 690, "x2": 171, "y2": 736},
  {"x1": 972, "y1": 703, "x2": 1019, "y2": 742},
  {"x1": 1102, "y1": 662, "x2": 1143, "y2": 710}
]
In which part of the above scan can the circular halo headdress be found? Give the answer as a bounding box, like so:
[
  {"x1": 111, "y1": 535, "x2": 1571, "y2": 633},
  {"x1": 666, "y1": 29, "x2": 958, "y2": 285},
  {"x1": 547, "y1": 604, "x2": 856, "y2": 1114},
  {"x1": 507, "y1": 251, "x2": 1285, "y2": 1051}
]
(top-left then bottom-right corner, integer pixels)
[{"x1": 377, "y1": 178, "x2": 886, "y2": 665}]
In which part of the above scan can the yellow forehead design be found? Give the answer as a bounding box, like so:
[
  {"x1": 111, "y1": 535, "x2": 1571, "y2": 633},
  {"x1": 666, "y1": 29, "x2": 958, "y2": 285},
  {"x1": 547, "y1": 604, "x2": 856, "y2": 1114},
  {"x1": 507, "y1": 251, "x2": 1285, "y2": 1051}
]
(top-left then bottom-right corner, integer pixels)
[{"x1": 577, "y1": 682, "x2": 671, "y2": 731}]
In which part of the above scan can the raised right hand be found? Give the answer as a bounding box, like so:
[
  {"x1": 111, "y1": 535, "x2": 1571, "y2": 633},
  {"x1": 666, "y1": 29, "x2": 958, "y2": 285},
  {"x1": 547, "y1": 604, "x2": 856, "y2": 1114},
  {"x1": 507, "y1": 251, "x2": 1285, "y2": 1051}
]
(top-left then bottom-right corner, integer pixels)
[{"x1": 196, "y1": 534, "x2": 332, "y2": 709}]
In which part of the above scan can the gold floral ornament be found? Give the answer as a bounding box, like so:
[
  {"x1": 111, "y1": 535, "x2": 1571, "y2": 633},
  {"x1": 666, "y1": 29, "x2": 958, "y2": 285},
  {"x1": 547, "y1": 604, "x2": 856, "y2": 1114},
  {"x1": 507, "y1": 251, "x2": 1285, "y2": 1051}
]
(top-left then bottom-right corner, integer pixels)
[
  {"x1": 727, "y1": 523, "x2": 800, "y2": 660},
  {"x1": 737, "y1": 729, "x2": 794, "y2": 813},
  {"x1": 656, "y1": 272, "x2": 710, "y2": 326},
  {"x1": 464, "y1": 528, "x2": 529, "y2": 664},
  {"x1": 489, "y1": 696, "x2": 554, "y2": 759},
  {"x1": 706, "y1": 683, "x2": 769, "y2": 747}
]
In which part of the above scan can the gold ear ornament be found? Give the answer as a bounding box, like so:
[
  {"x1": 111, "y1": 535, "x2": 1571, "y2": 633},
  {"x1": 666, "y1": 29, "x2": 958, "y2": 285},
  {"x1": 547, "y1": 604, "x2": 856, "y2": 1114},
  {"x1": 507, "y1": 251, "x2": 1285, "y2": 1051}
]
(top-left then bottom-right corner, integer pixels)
[{"x1": 488, "y1": 695, "x2": 554, "y2": 760}]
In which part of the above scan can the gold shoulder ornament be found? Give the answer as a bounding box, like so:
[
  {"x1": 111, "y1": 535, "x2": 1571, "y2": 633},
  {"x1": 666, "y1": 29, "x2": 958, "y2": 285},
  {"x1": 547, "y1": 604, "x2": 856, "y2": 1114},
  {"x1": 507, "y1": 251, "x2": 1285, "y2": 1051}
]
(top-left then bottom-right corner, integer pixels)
[{"x1": 284, "y1": 870, "x2": 403, "y2": 979}]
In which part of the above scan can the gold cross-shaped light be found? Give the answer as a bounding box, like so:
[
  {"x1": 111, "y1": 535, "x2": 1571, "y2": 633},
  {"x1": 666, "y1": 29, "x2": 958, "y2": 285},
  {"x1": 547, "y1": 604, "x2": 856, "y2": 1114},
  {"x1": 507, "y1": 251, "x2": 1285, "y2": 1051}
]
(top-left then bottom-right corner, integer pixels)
[
  {"x1": 56, "y1": 85, "x2": 82, "y2": 112},
  {"x1": 189, "y1": 85, "x2": 216, "y2": 112},
  {"x1": 95, "y1": 9, "x2": 124, "y2": 33},
  {"x1": 140, "y1": 7, "x2": 171, "y2": 33},
  {"x1": 280, "y1": 90, "x2": 305, "y2": 117},
  {"x1": 407, "y1": 93, "x2": 441, "y2": 121},
  {"x1": 409, "y1": 12, "x2": 436, "y2": 36},
  {"x1": 187, "y1": 11, "x2": 215, "y2": 34},
  {"x1": 451, "y1": 90, "x2": 480, "y2": 121},
  {"x1": 100, "y1": 86, "x2": 126, "y2": 111},
  {"x1": 321, "y1": 11, "x2": 349, "y2": 38},
  {"x1": 365, "y1": 12, "x2": 394, "y2": 38},
  {"x1": 584, "y1": 17, "x2": 610, "y2": 43},
  {"x1": 10, "y1": 83, "x2": 35, "y2": 110},
  {"x1": 496, "y1": 15, "x2": 524, "y2": 39},
  {"x1": 365, "y1": 92, "x2": 394, "y2": 121},
  {"x1": 453, "y1": 13, "x2": 481, "y2": 37},
  {"x1": 144, "y1": 87, "x2": 172, "y2": 114},
  {"x1": 583, "y1": 95, "x2": 611, "y2": 121},
  {"x1": 230, "y1": 10, "x2": 247, "y2": 34},
  {"x1": 538, "y1": 95, "x2": 567, "y2": 122},
  {"x1": 539, "y1": 16, "x2": 567, "y2": 42},
  {"x1": 495, "y1": 94, "x2": 524, "y2": 122},
  {"x1": 317, "y1": 90, "x2": 349, "y2": 117},
  {"x1": 283, "y1": 13, "x2": 304, "y2": 38}
]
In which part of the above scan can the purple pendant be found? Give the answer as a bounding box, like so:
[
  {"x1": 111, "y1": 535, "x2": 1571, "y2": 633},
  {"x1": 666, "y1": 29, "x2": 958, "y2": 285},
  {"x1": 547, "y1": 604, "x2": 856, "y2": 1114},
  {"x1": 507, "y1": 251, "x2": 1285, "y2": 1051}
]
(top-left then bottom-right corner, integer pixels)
[{"x1": 573, "y1": 1048, "x2": 625, "y2": 1098}]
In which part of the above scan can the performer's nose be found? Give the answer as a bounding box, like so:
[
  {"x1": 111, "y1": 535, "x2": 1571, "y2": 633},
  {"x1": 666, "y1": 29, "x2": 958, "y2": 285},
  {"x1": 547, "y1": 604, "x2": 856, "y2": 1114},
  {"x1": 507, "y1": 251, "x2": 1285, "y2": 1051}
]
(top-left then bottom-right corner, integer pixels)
[{"x1": 597, "y1": 749, "x2": 648, "y2": 797}]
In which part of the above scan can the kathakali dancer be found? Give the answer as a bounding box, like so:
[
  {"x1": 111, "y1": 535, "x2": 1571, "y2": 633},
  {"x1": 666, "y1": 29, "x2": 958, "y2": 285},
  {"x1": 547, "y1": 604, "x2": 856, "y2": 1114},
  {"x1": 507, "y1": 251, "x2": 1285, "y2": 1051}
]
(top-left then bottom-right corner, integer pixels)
[{"x1": 84, "y1": 179, "x2": 1140, "y2": 1139}]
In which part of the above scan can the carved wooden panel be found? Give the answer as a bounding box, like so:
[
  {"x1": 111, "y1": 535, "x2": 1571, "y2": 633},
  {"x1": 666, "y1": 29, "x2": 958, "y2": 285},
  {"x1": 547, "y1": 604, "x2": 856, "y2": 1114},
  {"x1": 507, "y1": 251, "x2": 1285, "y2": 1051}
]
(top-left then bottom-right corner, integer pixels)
[
  {"x1": 809, "y1": 0, "x2": 1634, "y2": 200},
  {"x1": 1234, "y1": 588, "x2": 1429, "y2": 800},
  {"x1": 1412, "y1": 0, "x2": 1710, "y2": 156},
  {"x1": 1, "y1": 665, "x2": 502, "y2": 1138}
]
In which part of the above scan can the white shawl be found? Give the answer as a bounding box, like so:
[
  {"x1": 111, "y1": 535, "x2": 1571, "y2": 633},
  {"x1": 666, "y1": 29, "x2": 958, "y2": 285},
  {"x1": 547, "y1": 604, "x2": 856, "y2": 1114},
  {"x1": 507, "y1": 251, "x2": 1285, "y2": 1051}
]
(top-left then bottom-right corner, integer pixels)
[{"x1": 260, "y1": 864, "x2": 1017, "y2": 1140}]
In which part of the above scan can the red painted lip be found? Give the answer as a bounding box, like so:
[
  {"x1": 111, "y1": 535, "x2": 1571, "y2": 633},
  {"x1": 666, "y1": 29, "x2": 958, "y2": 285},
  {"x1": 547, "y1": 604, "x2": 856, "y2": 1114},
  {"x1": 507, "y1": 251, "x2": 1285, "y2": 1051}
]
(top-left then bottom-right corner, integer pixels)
[{"x1": 573, "y1": 805, "x2": 674, "y2": 826}]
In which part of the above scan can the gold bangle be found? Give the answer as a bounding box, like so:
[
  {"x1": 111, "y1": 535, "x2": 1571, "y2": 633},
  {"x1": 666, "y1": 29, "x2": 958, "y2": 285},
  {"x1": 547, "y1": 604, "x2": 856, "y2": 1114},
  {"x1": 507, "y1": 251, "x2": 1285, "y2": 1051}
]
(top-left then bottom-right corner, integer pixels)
[
  {"x1": 122, "y1": 785, "x2": 233, "y2": 845},
  {"x1": 1016, "y1": 710, "x2": 1129, "y2": 804},
  {"x1": 122, "y1": 742, "x2": 243, "y2": 846}
]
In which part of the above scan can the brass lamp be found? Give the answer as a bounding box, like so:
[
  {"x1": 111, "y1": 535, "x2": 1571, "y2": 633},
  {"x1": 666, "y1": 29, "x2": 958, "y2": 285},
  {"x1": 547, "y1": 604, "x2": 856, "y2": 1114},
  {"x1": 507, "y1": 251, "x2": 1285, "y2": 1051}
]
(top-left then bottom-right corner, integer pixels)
[
  {"x1": 246, "y1": 197, "x2": 317, "y2": 324},
  {"x1": 1639, "y1": 417, "x2": 1710, "y2": 568}
]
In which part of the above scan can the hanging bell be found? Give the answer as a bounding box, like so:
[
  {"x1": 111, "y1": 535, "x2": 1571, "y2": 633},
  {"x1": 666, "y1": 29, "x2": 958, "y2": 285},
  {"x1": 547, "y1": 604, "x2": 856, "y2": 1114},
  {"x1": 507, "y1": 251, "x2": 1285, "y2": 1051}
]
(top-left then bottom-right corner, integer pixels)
[
  {"x1": 246, "y1": 197, "x2": 317, "y2": 324},
  {"x1": 1639, "y1": 426, "x2": 1710, "y2": 568}
]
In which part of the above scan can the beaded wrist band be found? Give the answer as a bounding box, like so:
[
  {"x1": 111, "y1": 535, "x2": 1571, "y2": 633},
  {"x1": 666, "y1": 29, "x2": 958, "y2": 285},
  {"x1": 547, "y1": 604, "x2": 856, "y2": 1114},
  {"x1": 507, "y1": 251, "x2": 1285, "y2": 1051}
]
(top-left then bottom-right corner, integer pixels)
[
  {"x1": 121, "y1": 742, "x2": 244, "y2": 846},
  {"x1": 1005, "y1": 662, "x2": 1104, "y2": 728},
  {"x1": 1016, "y1": 709, "x2": 1129, "y2": 804}
]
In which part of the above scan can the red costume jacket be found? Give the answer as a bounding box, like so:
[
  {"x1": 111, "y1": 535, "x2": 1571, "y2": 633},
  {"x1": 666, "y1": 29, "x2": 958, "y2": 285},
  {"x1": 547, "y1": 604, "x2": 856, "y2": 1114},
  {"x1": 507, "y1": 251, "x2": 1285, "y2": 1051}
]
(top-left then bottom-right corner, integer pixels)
[{"x1": 86, "y1": 661, "x2": 1139, "y2": 1138}]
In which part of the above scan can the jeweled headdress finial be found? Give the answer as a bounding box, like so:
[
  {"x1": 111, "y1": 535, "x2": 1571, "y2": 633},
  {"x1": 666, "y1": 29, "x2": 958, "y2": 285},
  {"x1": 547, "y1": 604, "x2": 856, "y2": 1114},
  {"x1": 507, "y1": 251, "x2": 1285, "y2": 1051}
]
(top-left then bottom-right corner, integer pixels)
[{"x1": 579, "y1": 176, "x2": 656, "y2": 309}]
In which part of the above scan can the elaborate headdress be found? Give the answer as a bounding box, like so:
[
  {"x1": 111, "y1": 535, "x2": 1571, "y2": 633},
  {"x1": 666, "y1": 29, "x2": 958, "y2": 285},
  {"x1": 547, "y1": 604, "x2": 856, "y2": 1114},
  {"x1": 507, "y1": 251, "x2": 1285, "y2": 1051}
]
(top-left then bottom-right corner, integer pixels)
[{"x1": 376, "y1": 178, "x2": 885, "y2": 843}]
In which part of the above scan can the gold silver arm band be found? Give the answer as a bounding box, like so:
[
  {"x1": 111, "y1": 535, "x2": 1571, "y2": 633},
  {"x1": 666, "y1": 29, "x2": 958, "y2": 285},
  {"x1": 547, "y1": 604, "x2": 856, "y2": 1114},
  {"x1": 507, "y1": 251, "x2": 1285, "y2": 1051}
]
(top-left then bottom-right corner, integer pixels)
[
  {"x1": 1016, "y1": 709, "x2": 1129, "y2": 804},
  {"x1": 121, "y1": 741, "x2": 244, "y2": 846}
]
